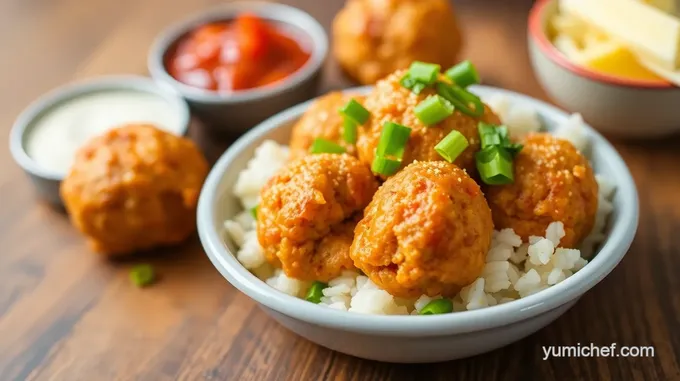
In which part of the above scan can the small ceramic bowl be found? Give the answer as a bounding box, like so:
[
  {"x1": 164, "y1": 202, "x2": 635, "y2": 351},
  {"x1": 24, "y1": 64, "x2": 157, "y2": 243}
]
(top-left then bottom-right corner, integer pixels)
[
  {"x1": 528, "y1": 0, "x2": 680, "y2": 138},
  {"x1": 197, "y1": 85, "x2": 639, "y2": 363},
  {"x1": 9, "y1": 75, "x2": 190, "y2": 207},
  {"x1": 148, "y1": 2, "x2": 328, "y2": 136}
]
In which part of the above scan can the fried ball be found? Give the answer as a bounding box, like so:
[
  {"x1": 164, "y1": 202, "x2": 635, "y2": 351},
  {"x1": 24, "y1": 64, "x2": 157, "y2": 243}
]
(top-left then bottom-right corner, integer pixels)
[
  {"x1": 289, "y1": 92, "x2": 364, "y2": 160},
  {"x1": 257, "y1": 154, "x2": 379, "y2": 281},
  {"x1": 60, "y1": 124, "x2": 208, "y2": 256},
  {"x1": 357, "y1": 69, "x2": 500, "y2": 177},
  {"x1": 332, "y1": 0, "x2": 463, "y2": 85},
  {"x1": 350, "y1": 161, "x2": 493, "y2": 298},
  {"x1": 485, "y1": 133, "x2": 598, "y2": 248}
]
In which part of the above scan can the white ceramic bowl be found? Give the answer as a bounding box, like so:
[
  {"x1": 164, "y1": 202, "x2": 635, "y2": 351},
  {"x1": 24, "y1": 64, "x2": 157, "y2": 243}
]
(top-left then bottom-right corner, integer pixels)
[
  {"x1": 528, "y1": 0, "x2": 680, "y2": 138},
  {"x1": 197, "y1": 86, "x2": 639, "y2": 363}
]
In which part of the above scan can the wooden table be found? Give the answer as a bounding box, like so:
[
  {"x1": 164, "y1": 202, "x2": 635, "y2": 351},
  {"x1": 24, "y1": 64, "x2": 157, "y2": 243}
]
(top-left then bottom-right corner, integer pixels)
[{"x1": 1, "y1": 0, "x2": 678, "y2": 380}]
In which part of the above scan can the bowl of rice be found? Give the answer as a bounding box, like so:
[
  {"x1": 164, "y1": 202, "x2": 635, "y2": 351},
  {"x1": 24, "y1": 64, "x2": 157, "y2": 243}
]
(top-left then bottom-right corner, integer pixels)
[{"x1": 197, "y1": 85, "x2": 638, "y2": 363}]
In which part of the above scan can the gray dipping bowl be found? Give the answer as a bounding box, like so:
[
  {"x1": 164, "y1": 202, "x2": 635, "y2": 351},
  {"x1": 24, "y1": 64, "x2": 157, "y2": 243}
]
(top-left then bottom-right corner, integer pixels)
[
  {"x1": 147, "y1": 2, "x2": 328, "y2": 136},
  {"x1": 9, "y1": 75, "x2": 191, "y2": 207}
]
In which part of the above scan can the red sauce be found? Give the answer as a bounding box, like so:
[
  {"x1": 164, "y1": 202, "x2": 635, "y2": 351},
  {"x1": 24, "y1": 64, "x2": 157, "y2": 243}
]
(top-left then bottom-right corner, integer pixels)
[{"x1": 166, "y1": 13, "x2": 311, "y2": 92}]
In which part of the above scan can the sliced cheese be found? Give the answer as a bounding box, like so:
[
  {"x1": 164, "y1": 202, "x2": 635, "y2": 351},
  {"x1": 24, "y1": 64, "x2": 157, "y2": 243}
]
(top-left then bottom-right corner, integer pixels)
[
  {"x1": 638, "y1": 57, "x2": 680, "y2": 85},
  {"x1": 561, "y1": 0, "x2": 680, "y2": 70},
  {"x1": 640, "y1": 0, "x2": 680, "y2": 17},
  {"x1": 576, "y1": 41, "x2": 667, "y2": 82}
]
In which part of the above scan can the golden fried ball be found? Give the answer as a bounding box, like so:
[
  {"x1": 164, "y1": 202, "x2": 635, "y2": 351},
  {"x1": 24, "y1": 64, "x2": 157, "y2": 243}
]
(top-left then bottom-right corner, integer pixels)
[
  {"x1": 289, "y1": 92, "x2": 364, "y2": 160},
  {"x1": 357, "y1": 69, "x2": 500, "y2": 177},
  {"x1": 485, "y1": 133, "x2": 598, "y2": 248},
  {"x1": 60, "y1": 124, "x2": 208, "y2": 256},
  {"x1": 257, "y1": 153, "x2": 379, "y2": 281},
  {"x1": 350, "y1": 161, "x2": 493, "y2": 298},
  {"x1": 332, "y1": 0, "x2": 463, "y2": 85}
]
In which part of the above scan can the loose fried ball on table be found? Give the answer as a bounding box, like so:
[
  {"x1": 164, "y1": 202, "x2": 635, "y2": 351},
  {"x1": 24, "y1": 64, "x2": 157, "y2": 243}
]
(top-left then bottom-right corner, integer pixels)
[
  {"x1": 257, "y1": 154, "x2": 379, "y2": 282},
  {"x1": 357, "y1": 69, "x2": 500, "y2": 177},
  {"x1": 350, "y1": 161, "x2": 494, "y2": 298},
  {"x1": 332, "y1": 0, "x2": 463, "y2": 85},
  {"x1": 485, "y1": 133, "x2": 598, "y2": 248},
  {"x1": 60, "y1": 124, "x2": 208, "y2": 256},
  {"x1": 289, "y1": 92, "x2": 364, "y2": 160}
]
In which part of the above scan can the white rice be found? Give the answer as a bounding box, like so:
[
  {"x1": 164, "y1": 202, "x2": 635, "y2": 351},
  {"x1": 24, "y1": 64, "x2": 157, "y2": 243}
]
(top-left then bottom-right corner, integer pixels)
[{"x1": 222, "y1": 95, "x2": 616, "y2": 315}]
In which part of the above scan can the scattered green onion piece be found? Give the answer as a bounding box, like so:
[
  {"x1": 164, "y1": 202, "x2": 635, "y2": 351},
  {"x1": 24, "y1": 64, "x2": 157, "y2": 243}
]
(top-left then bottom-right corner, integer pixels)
[
  {"x1": 130, "y1": 264, "x2": 155, "y2": 288},
  {"x1": 436, "y1": 82, "x2": 484, "y2": 117},
  {"x1": 408, "y1": 61, "x2": 441, "y2": 85},
  {"x1": 445, "y1": 60, "x2": 480, "y2": 88},
  {"x1": 400, "y1": 74, "x2": 427, "y2": 95},
  {"x1": 496, "y1": 125, "x2": 509, "y2": 142},
  {"x1": 504, "y1": 143, "x2": 524, "y2": 158},
  {"x1": 480, "y1": 133, "x2": 502, "y2": 149},
  {"x1": 371, "y1": 156, "x2": 402, "y2": 176},
  {"x1": 250, "y1": 205, "x2": 259, "y2": 219},
  {"x1": 342, "y1": 118, "x2": 358, "y2": 144},
  {"x1": 419, "y1": 299, "x2": 454, "y2": 315},
  {"x1": 476, "y1": 146, "x2": 514, "y2": 185},
  {"x1": 305, "y1": 281, "x2": 328, "y2": 304},
  {"x1": 339, "y1": 98, "x2": 370, "y2": 125},
  {"x1": 309, "y1": 138, "x2": 346, "y2": 154},
  {"x1": 434, "y1": 130, "x2": 469, "y2": 163},
  {"x1": 375, "y1": 121, "x2": 412, "y2": 159},
  {"x1": 477, "y1": 122, "x2": 498, "y2": 137},
  {"x1": 414, "y1": 95, "x2": 455, "y2": 125}
]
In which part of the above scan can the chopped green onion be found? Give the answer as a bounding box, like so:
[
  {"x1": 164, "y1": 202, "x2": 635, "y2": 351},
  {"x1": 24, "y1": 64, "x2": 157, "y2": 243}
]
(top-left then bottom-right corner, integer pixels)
[
  {"x1": 309, "y1": 138, "x2": 346, "y2": 154},
  {"x1": 250, "y1": 205, "x2": 259, "y2": 219},
  {"x1": 434, "y1": 130, "x2": 469, "y2": 163},
  {"x1": 478, "y1": 122, "x2": 498, "y2": 137},
  {"x1": 339, "y1": 98, "x2": 370, "y2": 125},
  {"x1": 342, "y1": 118, "x2": 358, "y2": 144},
  {"x1": 130, "y1": 264, "x2": 155, "y2": 288},
  {"x1": 419, "y1": 299, "x2": 454, "y2": 315},
  {"x1": 414, "y1": 95, "x2": 454, "y2": 125},
  {"x1": 480, "y1": 133, "x2": 501, "y2": 149},
  {"x1": 476, "y1": 146, "x2": 514, "y2": 185},
  {"x1": 445, "y1": 60, "x2": 480, "y2": 88},
  {"x1": 436, "y1": 82, "x2": 484, "y2": 117},
  {"x1": 504, "y1": 143, "x2": 524, "y2": 158},
  {"x1": 376, "y1": 121, "x2": 412, "y2": 159},
  {"x1": 371, "y1": 156, "x2": 402, "y2": 176},
  {"x1": 497, "y1": 125, "x2": 509, "y2": 142},
  {"x1": 408, "y1": 61, "x2": 441, "y2": 85},
  {"x1": 400, "y1": 74, "x2": 427, "y2": 95},
  {"x1": 305, "y1": 281, "x2": 328, "y2": 304}
]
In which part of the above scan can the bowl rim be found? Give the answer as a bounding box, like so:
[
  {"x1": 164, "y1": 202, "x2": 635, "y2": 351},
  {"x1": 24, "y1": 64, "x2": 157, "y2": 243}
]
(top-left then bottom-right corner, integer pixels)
[
  {"x1": 8, "y1": 75, "x2": 191, "y2": 181},
  {"x1": 197, "y1": 85, "x2": 639, "y2": 337},
  {"x1": 147, "y1": 1, "x2": 329, "y2": 105},
  {"x1": 528, "y1": 0, "x2": 675, "y2": 90}
]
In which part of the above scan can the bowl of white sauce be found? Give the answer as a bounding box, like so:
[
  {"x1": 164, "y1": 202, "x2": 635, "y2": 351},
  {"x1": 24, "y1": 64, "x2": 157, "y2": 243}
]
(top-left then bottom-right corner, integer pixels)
[{"x1": 9, "y1": 75, "x2": 190, "y2": 206}]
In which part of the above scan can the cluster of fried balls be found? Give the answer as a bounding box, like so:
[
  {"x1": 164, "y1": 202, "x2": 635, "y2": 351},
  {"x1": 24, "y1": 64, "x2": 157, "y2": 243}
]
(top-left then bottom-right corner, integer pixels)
[{"x1": 258, "y1": 70, "x2": 599, "y2": 299}]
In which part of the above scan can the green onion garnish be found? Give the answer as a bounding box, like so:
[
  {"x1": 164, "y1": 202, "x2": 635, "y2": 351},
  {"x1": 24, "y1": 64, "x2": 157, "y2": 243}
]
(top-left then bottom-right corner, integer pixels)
[
  {"x1": 339, "y1": 98, "x2": 370, "y2": 125},
  {"x1": 305, "y1": 281, "x2": 328, "y2": 304},
  {"x1": 408, "y1": 61, "x2": 441, "y2": 85},
  {"x1": 342, "y1": 118, "x2": 358, "y2": 144},
  {"x1": 371, "y1": 156, "x2": 402, "y2": 176},
  {"x1": 400, "y1": 74, "x2": 427, "y2": 95},
  {"x1": 309, "y1": 138, "x2": 346, "y2": 154},
  {"x1": 419, "y1": 299, "x2": 454, "y2": 315},
  {"x1": 476, "y1": 146, "x2": 514, "y2": 185},
  {"x1": 436, "y1": 82, "x2": 484, "y2": 117},
  {"x1": 375, "y1": 122, "x2": 412, "y2": 159},
  {"x1": 504, "y1": 143, "x2": 524, "y2": 158},
  {"x1": 130, "y1": 264, "x2": 155, "y2": 288},
  {"x1": 414, "y1": 95, "x2": 455, "y2": 126},
  {"x1": 250, "y1": 205, "x2": 259, "y2": 219},
  {"x1": 477, "y1": 122, "x2": 524, "y2": 157},
  {"x1": 445, "y1": 60, "x2": 480, "y2": 88},
  {"x1": 435, "y1": 130, "x2": 469, "y2": 163}
]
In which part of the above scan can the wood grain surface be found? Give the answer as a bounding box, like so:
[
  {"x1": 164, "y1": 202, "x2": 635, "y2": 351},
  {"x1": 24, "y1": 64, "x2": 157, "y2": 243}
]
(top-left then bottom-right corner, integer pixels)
[{"x1": 0, "y1": 0, "x2": 678, "y2": 380}]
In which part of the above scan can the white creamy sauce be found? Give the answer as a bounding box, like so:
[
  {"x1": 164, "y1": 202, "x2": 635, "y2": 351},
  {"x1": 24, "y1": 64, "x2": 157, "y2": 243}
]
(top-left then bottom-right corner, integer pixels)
[{"x1": 26, "y1": 90, "x2": 184, "y2": 175}]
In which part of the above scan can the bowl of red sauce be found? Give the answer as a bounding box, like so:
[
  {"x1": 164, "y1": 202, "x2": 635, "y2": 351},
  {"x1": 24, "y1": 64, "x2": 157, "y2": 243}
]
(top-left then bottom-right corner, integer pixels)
[{"x1": 148, "y1": 2, "x2": 328, "y2": 135}]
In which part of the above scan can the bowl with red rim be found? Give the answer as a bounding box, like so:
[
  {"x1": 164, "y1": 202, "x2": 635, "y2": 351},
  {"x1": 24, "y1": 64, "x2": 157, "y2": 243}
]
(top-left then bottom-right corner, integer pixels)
[
  {"x1": 148, "y1": 2, "x2": 328, "y2": 136},
  {"x1": 528, "y1": 0, "x2": 680, "y2": 138}
]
